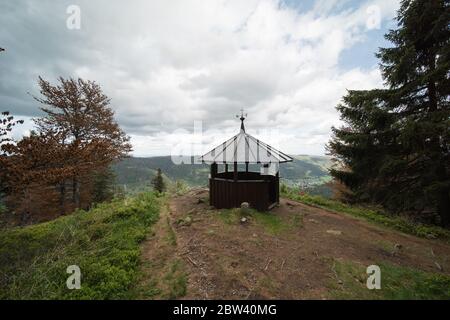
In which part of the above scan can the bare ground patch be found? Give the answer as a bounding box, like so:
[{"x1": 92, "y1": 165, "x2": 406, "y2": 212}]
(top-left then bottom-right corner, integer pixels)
[{"x1": 141, "y1": 189, "x2": 450, "y2": 299}]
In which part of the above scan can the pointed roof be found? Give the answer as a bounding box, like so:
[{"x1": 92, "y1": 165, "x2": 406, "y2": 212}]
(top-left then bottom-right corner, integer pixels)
[{"x1": 200, "y1": 114, "x2": 293, "y2": 164}]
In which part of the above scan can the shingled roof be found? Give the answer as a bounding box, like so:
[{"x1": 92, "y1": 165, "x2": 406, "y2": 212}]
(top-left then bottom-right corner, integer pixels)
[{"x1": 200, "y1": 114, "x2": 293, "y2": 164}]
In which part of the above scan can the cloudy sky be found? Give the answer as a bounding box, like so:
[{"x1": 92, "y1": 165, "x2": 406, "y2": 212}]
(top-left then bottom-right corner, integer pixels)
[{"x1": 0, "y1": 0, "x2": 400, "y2": 157}]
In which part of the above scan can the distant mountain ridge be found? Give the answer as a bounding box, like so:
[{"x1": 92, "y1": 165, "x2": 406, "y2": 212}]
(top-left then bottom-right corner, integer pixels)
[{"x1": 113, "y1": 155, "x2": 332, "y2": 190}]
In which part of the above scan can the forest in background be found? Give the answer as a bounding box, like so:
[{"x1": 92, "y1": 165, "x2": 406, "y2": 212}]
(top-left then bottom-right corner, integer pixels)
[
  {"x1": 112, "y1": 155, "x2": 332, "y2": 194},
  {"x1": 0, "y1": 0, "x2": 448, "y2": 229}
]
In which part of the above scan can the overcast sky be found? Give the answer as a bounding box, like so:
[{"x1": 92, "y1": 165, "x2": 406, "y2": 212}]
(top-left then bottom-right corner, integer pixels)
[{"x1": 0, "y1": 0, "x2": 400, "y2": 156}]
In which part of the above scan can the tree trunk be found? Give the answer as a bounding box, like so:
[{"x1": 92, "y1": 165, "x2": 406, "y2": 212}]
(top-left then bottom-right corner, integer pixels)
[
  {"x1": 437, "y1": 162, "x2": 450, "y2": 227},
  {"x1": 72, "y1": 177, "x2": 80, "y2": 209},
  {"x1": 438, "y1": 188, "x2": 450, "y2": 227},
  {"x1": 426, "y1": 59, "x2": 449, "y2": 226},
  {"x1": 59, "y1": 181, "x2": 66, "y2": 215}
]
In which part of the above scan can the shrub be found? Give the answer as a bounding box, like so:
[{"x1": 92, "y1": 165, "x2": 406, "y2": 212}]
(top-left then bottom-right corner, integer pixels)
[
  {"x1": 0, "y1": 201, "x2": 6, "y2": 215},
  {"x1": 0, "y1": 192, "x2": 160, "y2": 299}
]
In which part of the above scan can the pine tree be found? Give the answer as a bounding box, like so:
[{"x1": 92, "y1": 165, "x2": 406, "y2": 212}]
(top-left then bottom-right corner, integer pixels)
[
  {"x1": 151, "y1": 168, "x2": 166, "y2": 193},
  {"x1": 328, "y1": 0, "x2": 450, "y2": 226},
  {"x1": 92, "y1": 167, "x2": 116, "y2": 203},
  {"x1": 0, "y1": 196, "x2": 5, "y2": 214}
]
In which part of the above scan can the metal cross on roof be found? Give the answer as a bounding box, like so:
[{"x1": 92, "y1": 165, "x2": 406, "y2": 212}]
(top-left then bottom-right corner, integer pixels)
[{"x1": 236, "y1": 108, "x2": 247, "y2": 132}]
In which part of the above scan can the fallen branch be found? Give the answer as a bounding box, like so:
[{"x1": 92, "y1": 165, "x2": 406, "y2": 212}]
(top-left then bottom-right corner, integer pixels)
[
  {"x1": 186, "y1": 255, "x2": 199, "y2": 267},
  {"x1": 280, "y1": 259, "x2": 286, "y2": 271},
  {"x1": 434, "y1": 261, "x2": 443, "y2": 271},
  {"x1": 264, "y1": 258, "x2": 272, "y2": 271}
]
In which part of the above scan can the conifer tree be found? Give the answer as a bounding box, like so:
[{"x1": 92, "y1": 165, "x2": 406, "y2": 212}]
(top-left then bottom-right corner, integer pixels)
[
  {"x1": 151, "y1": 168, "x2": 166, "y2": 193},
  {"x1": 329, "y1": 0, "x2": 449, "y2": 225},
  {"x1": 92, "y1": 168, "x2": 116, "y2": 203}
]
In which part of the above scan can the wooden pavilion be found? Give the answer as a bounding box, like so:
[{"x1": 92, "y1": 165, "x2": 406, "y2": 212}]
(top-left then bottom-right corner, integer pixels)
[{"x1": 200, "y1": 112, "x2": 293, "y2": 211}]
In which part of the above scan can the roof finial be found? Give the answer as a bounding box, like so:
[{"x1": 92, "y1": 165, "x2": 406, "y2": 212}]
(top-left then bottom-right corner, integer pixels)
[{"x1": 236, "y1": 108, "x2": 247, "y2": 132}]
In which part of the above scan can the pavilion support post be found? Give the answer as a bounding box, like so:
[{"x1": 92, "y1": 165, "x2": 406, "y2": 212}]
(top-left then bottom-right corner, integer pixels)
[
  {"x1": 276, "y1": 171, "x2": 280, "y2": 204},
  {"x1": 225, "y1": 164, "x2": 228, "y2": 173},
  {"x1": 233, "y1": 162, "x2": 238, "y2": 207},
  {"x1": 211, "y1": 162, "x2": 217, "y2": 179},
  {"x1": 245, "y1": 162, "x2": 249, "y2": 172},
  {"x1": 210, "y1": 162, "x2": 218, "y2": 207}
]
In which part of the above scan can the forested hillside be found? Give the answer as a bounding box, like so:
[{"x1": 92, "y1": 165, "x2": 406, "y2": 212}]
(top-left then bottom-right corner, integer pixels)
[{"x1": 113, "y1": 155, "x2": 332, "y2": 190}]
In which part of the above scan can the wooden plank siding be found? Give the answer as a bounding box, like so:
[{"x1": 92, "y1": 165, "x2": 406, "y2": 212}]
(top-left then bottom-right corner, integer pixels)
[{"x1": 209, "y1": 171, "x2": 279, "y2": 211}]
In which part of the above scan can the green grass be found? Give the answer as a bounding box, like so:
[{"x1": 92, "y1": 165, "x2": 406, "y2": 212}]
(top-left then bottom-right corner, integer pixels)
[
  {"x1": 217, "y1": 207, "x2": 302, "y2": 235},
  {"x1": 330, "y1": 259, "x2": 450, "y2": 300},
  {"x1": 0, "y1": 192, "x2": 160, "y2": 300},
  {"x1": 252, "y1": 211, "x2": 286, "y2": 235},
  {"x1": 165, "y1": 216, "x2": 177, "y2": 246},
  {"x1": 282, "y1": 188, "x2": 450, "y2": 242},
  {"x1": 217, "y1": 208, "x2": 241, "y2": 225},
  {"x1": 162, "y1": 260, "x2": 187, "y2": 299},
  {"x1": 168, "y1": 180, "x2": 190, "y2": 196},
  {"x1": 138, "y1": 259, "x2": 187, "y2": 300},
  {"x1": 141, "y1": 280, "x2": 162, "y2": 298}
]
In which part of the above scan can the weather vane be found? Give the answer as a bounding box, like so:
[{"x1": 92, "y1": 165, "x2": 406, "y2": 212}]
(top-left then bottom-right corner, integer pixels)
[
  {"x1": 236, "y1": 108, "x2": 247, "y2": 132},
  {"x1": 236, "y1": 108, "x2": 247, "y2": 121}
]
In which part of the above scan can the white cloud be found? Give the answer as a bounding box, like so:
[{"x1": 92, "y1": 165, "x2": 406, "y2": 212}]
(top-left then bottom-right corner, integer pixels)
[{"x1": 1, "y1": 0, "x2": 400, "y2": 156}]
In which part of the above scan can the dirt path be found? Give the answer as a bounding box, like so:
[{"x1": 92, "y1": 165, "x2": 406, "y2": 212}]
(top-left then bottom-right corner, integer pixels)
[
  {"x1": 137, "y1": 200, "x2": 187, "y2": 299},
  {"x1": 141, "y1": 189, "x2": 450, "y2": 299}
]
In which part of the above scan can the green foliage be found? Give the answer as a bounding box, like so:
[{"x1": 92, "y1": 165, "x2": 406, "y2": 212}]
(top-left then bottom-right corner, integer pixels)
[
  {"x1": 151, "y1": 168, "x2": 166, "y2": 193},
  {"x1": 330, "y1": 260, "x2": 450, "y2": 300},
  {"x1": 169, "y1": 180, "x2": 190, "y2": 196},
  {"x1": 92, "y1": 167, "x2": 116, "y2": 204},
  {"x1": 328, "y1": 0, "x2": 450, "y2": 226},
  {"x1": 252, "y1": 211, "x2": 288, "y2": 235},
  {"x1": 280, "y1": 183, "x2": 288, "y2": 195},
  {"x1": 0, "y1": 192, "x2": 160, "y2": 299},
  {"x1": 162, "y1": 260, "x2": 187, "y2": 299},
  {"x1": 165, "y1": 216, "x2": 177, "y2": 246},
  {"x1": 0, "y1": 194, "x2": 6, "y2": 214},
  {"x1": 218, "y1": 207, "x2": 302, "y2": 235},
  {"x1": 282, "y1": 186, "x2": 450, "y2": 242}
]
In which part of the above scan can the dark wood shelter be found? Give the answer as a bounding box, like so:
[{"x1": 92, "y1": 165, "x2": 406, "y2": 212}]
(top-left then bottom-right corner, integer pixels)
[{"x1": 200, "y1": 112, "x2": 293, "y2": 211}]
